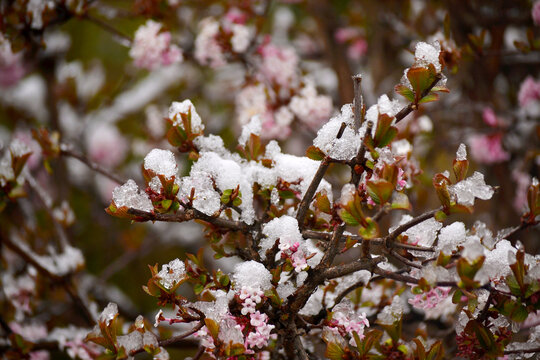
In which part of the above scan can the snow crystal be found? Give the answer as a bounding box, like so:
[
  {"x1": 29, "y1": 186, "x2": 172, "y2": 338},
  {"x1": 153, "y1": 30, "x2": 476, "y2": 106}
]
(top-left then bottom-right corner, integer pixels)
[
  {"x1": 260, "y1": 215, "x2": 303, "y2": 258},
  {"x1": 9, "y1": 138, "x2": 31, "y2": 157},
  {"x1": 144, "y1": 149, "x2": 177, "y2": 179},
  {"x1": 313, "y1": 104, "x2": 360, "y2": 161},
  {"x1": 377, "y1": 295, "x2": 405, "y2": 325},
  {"x1": 168, "y1": 99, "x2": 204, "y2": 133},
  {"x1": 276, "y1": 281, "x2": 296, "y2": 300},
  {"x1": 397, "y1": 215, "x2": 442, "y2": 254},
  {"x1": 339, "y1": 183, "x2": 356, "y2": 205},
  {"x1": 118, "y1": 331, "x2": 143, "y2": 354},
  {"x1": 436, "y1": 222, "x2": 466, "y2": 254},
  {"x1": 191, "y1": 290, "x2": 230, "y2": 321},
  {"x1": 392, "y1": 139, "x2": 412, "y2": 157},
  {"x1": 449, "y1": 171, "x2": 494, "y2": 206},
  {"x1": 414, "y1": 41, "x2": 442, "y2": 72},
  {"x1": 149, "y1": 177, "x2": 162, "y2": 193},
  {"x1": 218, "y1": 317, "x2": 244, "y2": 345},
  {"x1": 157, "y1": 258, "x2": 186, "y2": 289},
  {"x1": 193, "y1": 134, "x2": 227, "y2": 155},
  {"x1": 476, "y1": 240, "x2": 517, "y2": 283},
  {"x1": 112, "y1": 179, "x2": 154, "y2": 212},
  {"x1": 239, "y1": 115, "x2": 262, "y2": 146},
  {"x1": 363, "y1": 95, "x2": 402, "y2": 138},
  {"x1": 233, "y1": 261, "x2": 272, "y2": 291},
  {"x1": 99, "y1": 303, "x2": 118, "y2": 326},
  {"x1": 461, "y1": 236, "x2": 485, "y2": 262},
  {"x1": 456, "y1": 143, "x2": 467, "y2": 161}
]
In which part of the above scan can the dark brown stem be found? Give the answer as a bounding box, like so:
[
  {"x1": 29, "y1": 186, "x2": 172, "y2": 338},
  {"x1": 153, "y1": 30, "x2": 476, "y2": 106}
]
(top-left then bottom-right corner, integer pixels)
[
  {"x1": 61, "y1": 147, "x2": 125, "y2": 184},
  {"x1": 350, "y1": 121, "x2": 373, "y2": 186},
  {"x1": 372, "y1": 267, "x2": 456, "y2": 287},
  {"x1": 127, "y1": 208, "x2": 249, "y2": 232},
  {"x1": 387, "y1": 250, "x2": 422, "y2": 269},
  {"x1": 297, "y1": 122, "x2": 347, "y2": 230},
  {"x1": 352, "y1": 74, "x2": 363, "y2": 129},
  {"x1": 318, "y1": 224, "x2": 345, "y2": 267},
  {"x1": 323, "y1": 256, "x2": 384, "y2": 280},
  {"x1": 130, "y1": 321, "x2": 205, "y2": 356}
]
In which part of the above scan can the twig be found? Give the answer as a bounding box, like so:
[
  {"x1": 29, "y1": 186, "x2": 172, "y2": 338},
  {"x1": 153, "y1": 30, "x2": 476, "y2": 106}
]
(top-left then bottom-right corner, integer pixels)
[
  {"x1": 350, "y1": 120, "x2": 373, "y2": 186},
  {"x1": 323, "y1": 256, "x2": 384, "y2": 280},
  {"x1": 61, "y1": 146, "x2": 125, "y2": 184},
  {"x1": 385, "y1": 207, "x2": 442, "y2": 244},
  {"x1": 296, "y1": 122, "x2": 346, "y2": 230},
  {"x1": 318, "y1": 224, "x2": 345, "y2": 267},
  {"x1": 352, "y1": 74, "x2": 363, "y2": 129},
  {"x1": 130, "y1": 321, "x2": 205, "y2": 356},
  {"x1": 127, "y1": 208, "x2": 249, "y2": 232},
  {"x1": 82, "y1": 14, "x2": 133, "y2": 47},
  {"x1": 387, "y1": 250, "x2": 422, "y2": 269}
]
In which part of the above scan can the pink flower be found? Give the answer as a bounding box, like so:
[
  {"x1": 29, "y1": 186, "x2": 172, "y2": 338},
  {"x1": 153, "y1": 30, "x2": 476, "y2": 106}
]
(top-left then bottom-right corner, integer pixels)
[
  {"x1": 512, "y1": 170, "x2": 531, "y2": 212},
  {"x1": 533, "y1": 1, "x2": 540, "y2": 25},
  {"x1": 289, "y1": 81, "x2": 333, "y2": 129},
  {"x1": 195, "y1": 18, "x2": 226, "y2": 68},
  {"x1": 396, "y1": 168, "x2": 407, "y2": 191},
  {"x1": 335, "y1": 27, "x2": 359, "y2": 43},
  {"x1": 129, "y1": 20, "x2": 183, "y2": 70},
  {"x1": 482, "y1": 107, "x2": 499, "y2": 127},
  {"x1": 86, "y1": 123, "x2": 128, "y2": 168},
  {"x1": 408, "y1": 287, "x2": 451, "y2": 310},
  {"x1": 347, "y1": 38, "x2": 368, "y2": 61},
  {"x1": 468, "y1": 133, "x2": 510, "y2": 164},
  {"x1": 0, "y1": 34, "x2": 25, "y2": 87},
  {"x1": 518, "y1": 76, "x2": 540, "y2": 107},
  {"x1": 257, "y1": 43, "x2": 299, "y2": 88}
]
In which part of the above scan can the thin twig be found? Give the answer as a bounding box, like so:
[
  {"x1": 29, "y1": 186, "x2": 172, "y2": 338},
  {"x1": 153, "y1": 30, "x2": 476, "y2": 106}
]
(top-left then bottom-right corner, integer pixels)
[
  {"x1": 83, "y1": 14, "x2": 133, "y2": 47},
  {"x1": 385, "y1": 207, "x2": 442, "y2": 244},
  {"x1": 352, "y1": 74, "x2": 363, "y2": 129},
  {"x1": 61, "y1": 147, "x2": 125, "y2": 184},
  {"x1": 504, "y1": 346, "x2": 540, "y2": 355}
]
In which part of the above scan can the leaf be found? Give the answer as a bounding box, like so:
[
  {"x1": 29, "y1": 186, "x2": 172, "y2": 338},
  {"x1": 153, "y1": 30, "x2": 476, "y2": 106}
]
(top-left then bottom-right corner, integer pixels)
[
  {"x1": 358, "y1": 217, "x2": 379, "y2": 239},
  {"x1": 316, "y1": 191, "x2": 332, "y2": 213},
  {"x1": 391, "y1": 192, "x2": 411, "y2": 210},
  {"x1": 418, "y1": 93, "x2": 439, "y2": 104},
  {"x1": 325, "y1": 342, "x2": 344, "y2": 360},
  {"x1": 413, "y1": 338, "x2": 426, "y2": 360},
  {"x1": 426, "y1": 341, "x2": 444, "y2": 360},
  {"x1": 306, "y1": 145, "x2": 325, "y2": 161},
  {"x1": 204, "y1": 318, "x2": 219, "y2": 341},
  {"x1": 367, "y1": 179, "x2": 394, "y2": 205},
  {"x1": 465, "y1": 320, "x2": 495, "y2": 351},
  {"x1": 394, "y1": 84, "x2": 415, "y2": 102},
  {"x1": 339, "y1": 208, "x2": 360, "y2": 226},
  {"x1": 406, "y1": 66, "x2": 437, "y2": 103}
]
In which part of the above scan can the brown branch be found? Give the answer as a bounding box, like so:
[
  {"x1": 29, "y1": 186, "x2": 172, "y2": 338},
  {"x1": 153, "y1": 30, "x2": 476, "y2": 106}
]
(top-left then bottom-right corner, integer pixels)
[
  {"x1": 372, "y1": 267, "x2": 457, "y2": 287},
  {"x1": 387, "y1": 250, "x2": 422, "y2": 269},
  {"x1": 350, "y1": 120, "x2": 373, "y2": 186},
  {"x1": 130, "y1": 321, "x2": 205, "y2": 356},
  {"x1": 296, "y1": 122, "x2": 346, "y2": 230},
  {"x1": 394, "y1": 73, "x2": 443, "y2": 124},
  {"x1": 61, "y1": 147, "x2": 125, "y2": 184},
  {"x1": 323, "y1": 256, "x2": 384, "y2": 280},
  {"x1": 318, "y1": 224, "x2": 345, "y2": 267},
  {"x1": 352, "y1": 74, "x2": 363, "y2": 129},
  {"x1": 385, "y1": 207, "x2": 442, "y2": 244},
  {"x1": 127, "y1": 208, "x2": 249, "y2": 232}
]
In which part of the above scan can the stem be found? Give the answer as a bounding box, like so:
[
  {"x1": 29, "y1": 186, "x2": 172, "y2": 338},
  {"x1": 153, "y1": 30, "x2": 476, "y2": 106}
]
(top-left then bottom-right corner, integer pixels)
[
  {"x1": 352, "y1": 74, "x2": 363, "y2": 129},
  {"x1": 83, "y1": 14, "x2": 133, "y2": 47},
  {"x1": 61, "y1": 147, "x2": 125, "y2": 184},
  {"x1": 385, "y1": 207, "x2": 442, "y2": 243},
  {"x1": 504, "y1": 346, "x2": 540, "y2": 354},
  {"x1": 296, "y1": 122, "x2": 346, "y2": 229}
]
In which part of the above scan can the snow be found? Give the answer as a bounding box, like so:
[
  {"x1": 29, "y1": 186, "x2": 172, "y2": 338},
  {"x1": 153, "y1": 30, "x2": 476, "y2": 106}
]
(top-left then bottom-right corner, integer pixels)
[
  {"x1": 239, "y1": 115, "x2": 262, "y2": 146},
  {"x1": 461, "y1": 236, "x2": 485, "y2": 262},
  {"x1": 395, "y1": 215, "x2": 442, "y2": 255},
  {"x1": 456, "y1": 143, "x2": 467, "y2": 161},
  {"x1": 376, "y1": 295, "x2": 405, "y2": 325},
  {"x1": 117, "y1": 331, "x2": 143, "y2": 354},
  {"x1": 157, "y1": 258, "x2": 186, "y2": 289},
  {"x1": 436, "y1": 222, "x2": 466, "y2": 254},
  {"x1": 260, "y1": 215, "x2": 303, "y2": 258},
  {"x1": 144, "y1": 149, "x2": 177, "y2": 179},
  {"x1": 218, "y1": 317, "x2": 244, "y2": 345},
  {"x1": 99, "y1": 303, "x2": 118, "y2": 326},
  {"x1": 448, "y1": 171, "x2": 494, "y2": 206},
  {"x1": 9, "y1": 139, "x2": 31, "y2": 157},
  {"x1": 414, "y1": 41, "x2": 442, "y2": 73},
  {"x1": 363, "y1": 95, "x2": 402, "y2": 138},
  {"x1": 313, "y1": 104, "x2": 360, "y2": 160},
  {"x1": 232, "y1": 261, "x2": 272, "y2": 291},
  {"x1": 112, "y1": 179, "x2": 154, "y2": 212},
  {"x1": 168, "y1": 99, "x2": 204, "y2": 134}
]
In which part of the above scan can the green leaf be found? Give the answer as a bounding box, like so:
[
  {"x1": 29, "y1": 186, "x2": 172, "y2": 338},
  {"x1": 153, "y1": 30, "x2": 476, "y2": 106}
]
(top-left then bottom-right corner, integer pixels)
[
  {"x1": 418, "y1": 93, "x2": 439, "y2": 104},
  {"x1": 406, "y1": 66, "x2": 437, "y2": 103},
  {"x1": 426, "y1": 341, "x2": 444, "y2": 360},
  {"x1": 316, "y1": 191, "x2": 332, "y2": 213},
  {"x1": 434, "y1": 210, "x2": 447, "y2": 222},
  {"x1": 358, "y1": 217, "x2": 379, "y2": 239},
  {"x1": 306, "y1": 145, "x2": 325, "y2": 161},
  {"x1": 339, "y1": 209, "x2": 360, "y2": 226},
  {"x1": 325, "y1": 342, "x2": 344, "y2": 360},
  {"x1": 394, "y1": 84, "x2": 415, "y2": 102},
  {"x1": 466, "y1": 320, "x2": 495, "y2": 351},
  {"x1": 367, "y1": 179, "x2": 394, "y2": 205}
]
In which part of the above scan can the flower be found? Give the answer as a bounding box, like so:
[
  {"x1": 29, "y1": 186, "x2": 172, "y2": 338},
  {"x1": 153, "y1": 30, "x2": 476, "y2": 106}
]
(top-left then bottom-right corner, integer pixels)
[
  {"x1": 129, "y1": 20, "x2": 182, "y2": 70},
  {"x1": 518, "y1": 76, "x2": 540, "y2": 108},
  {"x1": 468, "y1": 133, "x2": 510, "y2": 164},
  {"x1": 533, "y1": 1, "x2": 540, "y2": 26}
]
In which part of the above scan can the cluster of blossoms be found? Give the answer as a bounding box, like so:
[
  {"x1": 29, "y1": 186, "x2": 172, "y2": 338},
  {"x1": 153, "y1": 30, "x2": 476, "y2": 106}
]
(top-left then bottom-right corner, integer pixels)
[
  {"x1": 129, "y1": 20, "x2": 183, "y2": 70},
  {"x1": 408, "y1": 287, "x2": 452, "y2": 310},
  {"x1": 2, "y1": 0, "x2": 540, "y2": 359}
]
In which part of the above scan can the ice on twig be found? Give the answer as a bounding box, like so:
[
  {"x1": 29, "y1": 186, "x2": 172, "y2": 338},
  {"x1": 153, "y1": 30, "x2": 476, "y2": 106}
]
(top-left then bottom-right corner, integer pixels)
[
  {"x1": 449, "y1": 171, "x2": 494, "y2": 206},
  {"x1": 112, "y1": 179, "x2": 154, "y2": 212},
  {"x1": 157, "y1": 258, "x2": 186, "y2": 289},
  {"x1": 456, "y1": 143, "x2": 467, "y2": 161},
  {"x1": 99, "y1": 303, "x2": 118, "y2": 326},
  {"x1": 144, "y1": 149, "x2": 177, "y2": 179}
]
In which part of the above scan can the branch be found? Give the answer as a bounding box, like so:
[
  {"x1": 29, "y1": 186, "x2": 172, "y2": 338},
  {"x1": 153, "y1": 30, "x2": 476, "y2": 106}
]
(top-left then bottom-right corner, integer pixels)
[
  {"x1": 349, "y1": 120, "x2": 373, "y2": 186},
  {"x1": 82, "y1": 13, "x2": 133, "y2": 47},
  {"x1": 372, "y1": 266, "x2": 457, "y2": 287},
  {"x1": 394, "y1": 73, "x2": 443, "y2": 124},
  {"x1": 296, "y1": 122, "x2": 346, "y2": 229},
  {"x1": 352, "y1": 74, "x2": 363, "y2": 129},
  {"x1": 504, "y1": 346, "x2": 540, "y2": 355},
  {"x1": 323, "y1": 256, "x2": 384, "y2": 280},
  {"x1": 127, "y1": 208, "x2": 249, "y2": 232},
  {"x1": 61, "y1": 146, "x2": 125, "y2": 184},
  {"x1": 317, "y1": 224, "x2": 345, "y2": 267},
  {"x1": 385, "y1": 207, "x2": 442, "y2": 244},
  {"x1": 130, "y1": 321, "x2": 205, "y2": 356}
]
